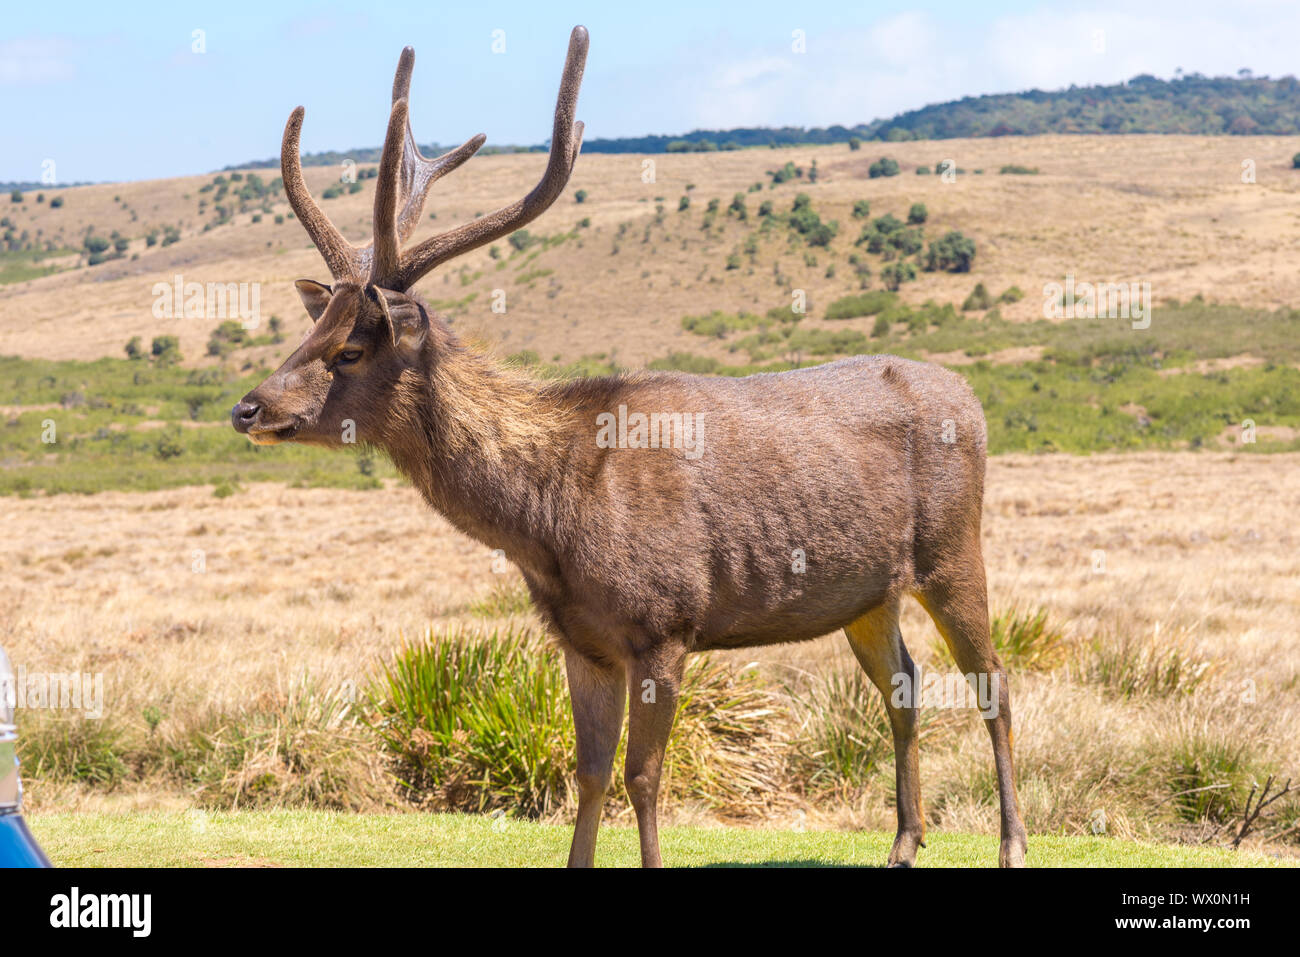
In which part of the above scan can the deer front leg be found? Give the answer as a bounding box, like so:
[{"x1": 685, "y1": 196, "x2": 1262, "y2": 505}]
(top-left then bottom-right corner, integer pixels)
[
  {"x1": 564, "y1": 649, "x2": 626, "y2": 868},
  {"x1": 624, "y1": 642, "x2": 687, "y2": 868}
]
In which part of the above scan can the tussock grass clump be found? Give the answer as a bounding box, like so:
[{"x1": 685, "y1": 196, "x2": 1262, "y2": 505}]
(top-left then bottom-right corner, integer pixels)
[
  {"x1": 370, "y1": 625, "x2": 573, "y2": 817},
  {"x1": 990, "y1": 608, "x2": 1070, "y2": 672},
  {"x1": 180, "y1": 677, "x2": 389, "y2": 811},
  {"x1": 786, "y1": 669, "x2": 892, "y2": 790},
  {"x1": 368, "y1": 626, "x2": 790, "y2": 819},
  {"x1": 1076, "y1": 628, "x2": 1211, "y2": 698},
  {"x1": 18, "y1": 713, "x2": 131, "y2": 786},
  {"x1": 933, "y1": 607, "x2": 1070, "y2": 673},
  {"x1": 1140, "y1": 703, "x2": 1295, "y2": 837},
  {"x1": 17, "y1": 678, "x2": 390, "y2": 811},
  {"x1": 656, "y1": 659, "x2": 788, "y2": 815},
  {"x1": 785, "y1": 667, "x2": 960, "y2": 792}
]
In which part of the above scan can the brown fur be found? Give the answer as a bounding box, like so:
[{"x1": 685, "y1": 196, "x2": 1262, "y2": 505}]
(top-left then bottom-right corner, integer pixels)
[{"x1": 231, "y1": 25, "x2": 1027, "y2": 868}]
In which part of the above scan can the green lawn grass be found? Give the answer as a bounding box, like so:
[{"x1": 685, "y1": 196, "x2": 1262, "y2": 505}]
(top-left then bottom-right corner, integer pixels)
[{"x1": 26, "y1": 810, "x2": 1293, "y2": 868}]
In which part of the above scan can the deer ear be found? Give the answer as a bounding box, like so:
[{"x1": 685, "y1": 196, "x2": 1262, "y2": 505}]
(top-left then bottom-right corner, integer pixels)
[
  {"x1": 375, "y1": 289, "x2": 428, "y2": 359},
  {"x1": 294, "y1": 279, "x2": 333, "y2": 321}
]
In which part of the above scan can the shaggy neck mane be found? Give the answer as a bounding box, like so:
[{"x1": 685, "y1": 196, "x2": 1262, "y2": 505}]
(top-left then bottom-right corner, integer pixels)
[{"x1": 375, "y1": 316, "x2": 582, "y2": 562}]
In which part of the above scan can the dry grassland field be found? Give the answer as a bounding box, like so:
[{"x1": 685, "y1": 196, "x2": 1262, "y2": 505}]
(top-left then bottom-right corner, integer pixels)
[{"x1": 3, "y1": 128, "x2": 1300, "y2": 868}]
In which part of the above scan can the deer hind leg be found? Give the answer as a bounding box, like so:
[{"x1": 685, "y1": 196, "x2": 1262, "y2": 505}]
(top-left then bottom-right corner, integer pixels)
[
  {"x1": 916, "y1": 558, "x2": 1028, "y2": 868},
  {"x1": 564, "y1": 648, "x2": 626, "y2": 868},
  {"x1": 844, "y1": 599, "x2": 926, "y2": 867},
  {"x1": 623, "y1": 640, "x2": 687, "y2": 868}
]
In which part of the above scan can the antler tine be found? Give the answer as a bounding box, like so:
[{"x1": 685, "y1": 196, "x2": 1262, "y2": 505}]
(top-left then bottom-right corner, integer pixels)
[
  {"x1": 389, "y1": 25, "x2": 589, "y2": 292},
  {"x1": 371, "y1": 46, "x2": 488, "y2": 286},
  {"x1": 372, "y1": 98, "x2": 412, "y2": 284},
  {"x1": 280, "y1": 106, "x2": 369, "y2": 281},
  {"x1": 388, "y1": 45, "x2": 487, "y2": 243}
]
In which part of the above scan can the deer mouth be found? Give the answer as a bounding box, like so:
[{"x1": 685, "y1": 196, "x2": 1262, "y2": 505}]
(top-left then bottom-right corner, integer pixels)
[{"x1": 246, "y1": 423, "x2": 300, "y2": 445}]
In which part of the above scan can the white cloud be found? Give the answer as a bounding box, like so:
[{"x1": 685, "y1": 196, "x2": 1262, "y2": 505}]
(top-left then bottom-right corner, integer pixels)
[{"x1": 661, "y1": 2, "x2": 1300, "y2": 134}]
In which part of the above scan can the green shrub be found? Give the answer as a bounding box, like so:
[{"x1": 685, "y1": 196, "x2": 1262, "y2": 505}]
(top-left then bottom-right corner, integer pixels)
[
  {"x1": 207, "y1": 320, "x2": 250, "y2": 357},
  {"x1": 868, "y1": 156, "x2": 900, "y2": 178},
  {"x1": 962, "y1": 282, "x2": 994, "y2": 311},
  {"x1": 907, "y1": 203, "x2": 927, "y2": 224},
  {"x1": 998, "y1": 285, "x2": 1024, "y2": 304},
  {"x1": 150, "y1": 335, "x2": 182, "y2": 366},
  {"x1": 825, "y1": 290, "x2": 898, "y2": 320},
  {"x1": 647, "y1": 352, "x2": 721, "y2": 374},
  {"x1": 880, "y1": 261, "x2": 917, "y2": 291},
  {"x1": 890, "y1": 227, "x2": 924, "y2": 256},
  {"x1": 768, "y1": 161, "x2": 801, "y2": 185},
  {"x1": 787, "y1": 197, "x2": 837, "y2": 246},
  {"x1": 681, "y1": 310, "x2": 763, "y2": 338},
  {"x1": 924, "y1": 230, "x2": 976, "y2": 272},
  {"x1": 153, "y1": 426, "x2": 184, "y2": 460},
  {"x1": 574, "y1": 189, "x2": 588, "y2": 203},
  {"x1": 999, "y1": 164, "x2": 1039, "y2": 175},
  {"x1": 852, "y1": 199, "x2": 870, "y2": 219},
  {"x1": 765, "y1": 304, "x2": 804, "y2": 325},
  {"x1": 872, "y1": 213, "x2": 903, "y2": 234}
]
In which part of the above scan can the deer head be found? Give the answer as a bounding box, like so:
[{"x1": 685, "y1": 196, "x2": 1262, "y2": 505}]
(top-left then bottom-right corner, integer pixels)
[{"x1": 231, "y1": 27, "x2": 588, "y2": 447}]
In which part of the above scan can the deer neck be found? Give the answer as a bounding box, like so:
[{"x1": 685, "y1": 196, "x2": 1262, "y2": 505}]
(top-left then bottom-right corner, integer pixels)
[{"x1": 377, "y1": 330, "x2": 577, "y2": 566}]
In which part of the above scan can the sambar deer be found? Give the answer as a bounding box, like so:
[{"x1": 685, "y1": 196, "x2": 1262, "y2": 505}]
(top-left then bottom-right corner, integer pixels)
[{"x1": 232, "y1": 25, "x2": 1027, "y2": 867}]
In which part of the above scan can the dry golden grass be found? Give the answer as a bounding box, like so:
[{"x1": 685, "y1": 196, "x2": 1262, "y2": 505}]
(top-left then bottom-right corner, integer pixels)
[{"x1": 6, "y1": 452, "x2": 1297, "y2": 853}]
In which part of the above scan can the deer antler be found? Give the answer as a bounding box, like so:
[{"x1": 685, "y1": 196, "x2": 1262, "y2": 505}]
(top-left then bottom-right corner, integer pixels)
[{"x1": 281, "y1": 26, "x2": 589, "y2": 292}]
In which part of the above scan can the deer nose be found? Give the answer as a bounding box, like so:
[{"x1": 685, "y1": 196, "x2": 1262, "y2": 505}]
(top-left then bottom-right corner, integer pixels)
[{"x1": 231, "y1": 400, "x2": 260, "y2": 432}]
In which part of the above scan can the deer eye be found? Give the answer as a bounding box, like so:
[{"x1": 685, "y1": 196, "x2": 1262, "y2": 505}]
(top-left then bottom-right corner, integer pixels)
[{"x1": 336, "y1": 349, "x2": 363, "y2": 365}]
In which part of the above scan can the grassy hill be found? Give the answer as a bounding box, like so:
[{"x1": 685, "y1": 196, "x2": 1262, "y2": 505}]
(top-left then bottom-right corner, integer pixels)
[
  {"x1": 870, "y1": 73, "x2": 1300, "y2": 140},
  {"x1": 2, "y1": 134, "x2": 1300, "y2": 496},
  {"x1": 206, "y1": 72, "x2": 1300, "y2": 164}
]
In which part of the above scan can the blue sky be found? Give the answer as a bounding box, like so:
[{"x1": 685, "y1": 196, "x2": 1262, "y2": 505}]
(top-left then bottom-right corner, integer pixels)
[{"x1": 3, "y1": 0, "x2": 1298, "y2": 183}]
